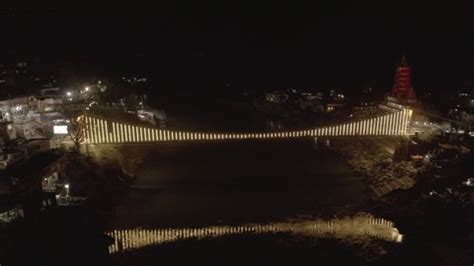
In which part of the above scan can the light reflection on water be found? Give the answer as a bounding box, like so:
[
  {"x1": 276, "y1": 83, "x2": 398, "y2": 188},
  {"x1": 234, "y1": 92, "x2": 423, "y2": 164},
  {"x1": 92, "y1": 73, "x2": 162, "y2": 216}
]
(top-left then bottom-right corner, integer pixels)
[{"x1": 106, "y1": 214, "x2": 403, "y2": 254}]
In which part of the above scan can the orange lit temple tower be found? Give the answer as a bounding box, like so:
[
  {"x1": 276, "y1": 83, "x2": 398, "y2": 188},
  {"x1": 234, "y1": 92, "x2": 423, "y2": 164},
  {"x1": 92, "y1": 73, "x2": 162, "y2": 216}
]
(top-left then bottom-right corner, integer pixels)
[{"x1": 391, "y1": 56, "x2": 416, "y2": 102}]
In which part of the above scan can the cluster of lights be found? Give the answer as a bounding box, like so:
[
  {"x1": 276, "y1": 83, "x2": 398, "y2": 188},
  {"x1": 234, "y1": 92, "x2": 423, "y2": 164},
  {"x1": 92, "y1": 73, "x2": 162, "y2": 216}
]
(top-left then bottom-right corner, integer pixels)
[
  {"x1": 83, "y1": 109, "x2": 412, "y2": 144},
  {"x1": 106, "y1": 216, "x2": 402, "y2": 254},
  {"x1": 121, "y1": 76, "x2": 147, "y2": 83}
]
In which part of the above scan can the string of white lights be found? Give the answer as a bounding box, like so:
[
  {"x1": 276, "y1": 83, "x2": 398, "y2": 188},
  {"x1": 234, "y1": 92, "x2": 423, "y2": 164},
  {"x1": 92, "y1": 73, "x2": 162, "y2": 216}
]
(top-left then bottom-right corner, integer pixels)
[
  {"x1": 106, "y1": 216, "x2": 403, "y2": 254},
  {"x1": 82, "y1": 109, "x2": 412, "y2": 144}
]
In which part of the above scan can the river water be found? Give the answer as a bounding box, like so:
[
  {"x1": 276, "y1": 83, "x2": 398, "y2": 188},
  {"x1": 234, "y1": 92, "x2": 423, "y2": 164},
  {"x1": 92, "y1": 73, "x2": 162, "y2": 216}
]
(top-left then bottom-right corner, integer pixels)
[
  {"x1": 110, "y1": 140, "x2": 369, "y2": 229},
  {"x1": 106, "y1": 98, "x2": 401, "y2": 265},
  {"x1": 105, "y1": 140, "x2": 407, "y2": 265}
]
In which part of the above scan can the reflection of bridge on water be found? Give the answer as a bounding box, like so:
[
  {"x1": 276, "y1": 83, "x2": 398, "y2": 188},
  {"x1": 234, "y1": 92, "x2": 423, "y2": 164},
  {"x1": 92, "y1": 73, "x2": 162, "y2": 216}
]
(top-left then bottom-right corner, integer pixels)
[
  {"x1": 106, "y1": 215, "x2": 403, "y2": 254},
  {"x1": 83, "y1": 106, "x2": 412, "y2": 145}
]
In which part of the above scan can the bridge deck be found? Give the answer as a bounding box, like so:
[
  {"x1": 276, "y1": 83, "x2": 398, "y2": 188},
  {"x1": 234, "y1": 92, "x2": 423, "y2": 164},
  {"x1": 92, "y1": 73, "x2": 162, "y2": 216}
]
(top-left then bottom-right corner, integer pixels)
[{"x1": 81, "y1": 108, "x2": 413, "y2": 144}]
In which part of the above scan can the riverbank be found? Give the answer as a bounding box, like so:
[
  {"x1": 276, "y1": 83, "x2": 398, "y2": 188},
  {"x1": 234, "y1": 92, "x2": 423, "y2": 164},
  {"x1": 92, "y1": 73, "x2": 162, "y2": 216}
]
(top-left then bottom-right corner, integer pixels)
[
  {"x1": 329, "y1": 138, "x2": 424, "y2": 198},
  {"x1": 329, "y1": 138, "x2": 474, "y2": 265},
  {"x1": 81, "y1": 144, "x2": 155, "y2": 177},
  {"x1": 0, "y1": 149, "x2": 136, "y2": 266}
]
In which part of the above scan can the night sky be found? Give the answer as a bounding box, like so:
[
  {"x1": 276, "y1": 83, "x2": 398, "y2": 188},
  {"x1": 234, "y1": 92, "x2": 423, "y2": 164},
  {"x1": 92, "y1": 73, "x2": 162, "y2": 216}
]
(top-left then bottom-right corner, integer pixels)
[{"x1": 2, "y1": 2, "x2": 474, "y2": 94}]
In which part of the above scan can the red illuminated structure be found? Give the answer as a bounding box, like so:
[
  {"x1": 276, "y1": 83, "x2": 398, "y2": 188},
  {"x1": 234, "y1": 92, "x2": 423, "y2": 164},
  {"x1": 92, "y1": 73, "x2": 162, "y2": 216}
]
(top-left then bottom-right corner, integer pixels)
[{"x1": 391, "y1": 56, "x2": 416, "y2": 102}]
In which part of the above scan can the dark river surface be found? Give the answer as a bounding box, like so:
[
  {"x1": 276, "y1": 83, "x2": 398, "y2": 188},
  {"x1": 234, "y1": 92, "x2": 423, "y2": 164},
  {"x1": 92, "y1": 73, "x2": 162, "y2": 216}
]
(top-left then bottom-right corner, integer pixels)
[
  {"x1": 105, "y1": 140, "x2": 407, "y2": 266},
  {"x1": 110, "y1": 139, "x2": 369, "y2": 228},
  {"x1": 106, "y1": 98, "x2": 400, "y2": 265}
]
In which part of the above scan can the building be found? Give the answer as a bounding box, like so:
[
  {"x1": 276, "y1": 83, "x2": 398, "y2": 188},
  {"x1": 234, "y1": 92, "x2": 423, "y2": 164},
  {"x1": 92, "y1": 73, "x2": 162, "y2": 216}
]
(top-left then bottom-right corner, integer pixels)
[
  {"x1": 0, "y1": 204, "x2": 24, "y2": 224},
  {"x1": 0, "y1": 150, "x2": 28, "y2": 170},
  {"x1": 0, "y1": 178, "x2": 24, "y2": 224},
  {"x1": 352, "y1": 102, "x2": 378, "y2": 118},
  {"x1": 352, "y1": 88, "x2": 379, "y2": 118},
  {"x1": 14, "y1": 120, "x2": 47, "y2": 140},
  {"x1": 42, "y1": 172, "x2": 60, "y2": 192},
  {"x1": 0, "y1": 96, "x2": 37, "y2": 122},
  {"x1": 36, "y1": 97, "x2": 63, "y2": 113},
  {"x1": 39, "y1": 87, "x2": 61, "y2": 98},
  {"x1": 390, "y1": 56, "x2": 416, "y2": 104},
  {"x1": 265, "y1": 90, "x2": 289, "y2": 103}
]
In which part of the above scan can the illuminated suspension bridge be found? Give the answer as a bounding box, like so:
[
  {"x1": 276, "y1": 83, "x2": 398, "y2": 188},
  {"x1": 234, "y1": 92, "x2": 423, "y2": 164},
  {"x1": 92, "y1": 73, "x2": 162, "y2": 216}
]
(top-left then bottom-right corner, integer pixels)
[
  {"x1": 106, "y1": 215, "x2": 403, "y2": 254},
  {"x1": 83, "y1": 107, "x2": 412, "y2": 144}
]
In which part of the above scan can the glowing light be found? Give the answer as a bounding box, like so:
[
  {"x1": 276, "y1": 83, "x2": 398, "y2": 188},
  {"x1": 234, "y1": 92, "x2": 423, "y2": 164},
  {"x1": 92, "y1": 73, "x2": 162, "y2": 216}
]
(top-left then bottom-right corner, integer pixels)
[
  {"x1": 106, "y1": 215, "x2": 402, "y2": 254},
  {"x1": 82, "y1": 110, "x2": 410, "y2": 144},
  {"x1": 389, "y1": 114, "x2": 395, "y2": 135},
  {"x1": 126, "y1": 125, "x2": 130, "y2": 142},
  {"x1": 53, "y1": 125, "x2": 68, "y2": 134},
  {"x1": 103, "y1": 120, "x2": 108, "y2": 143},
  {"x1": 112, "y1": 122, "x2": 116, "y2": 143}
]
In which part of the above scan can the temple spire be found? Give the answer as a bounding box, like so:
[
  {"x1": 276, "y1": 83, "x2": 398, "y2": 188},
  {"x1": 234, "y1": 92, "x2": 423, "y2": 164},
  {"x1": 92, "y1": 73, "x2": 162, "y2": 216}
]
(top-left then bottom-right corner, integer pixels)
[
  {"x1": 391, "y1": 56, "x2": 416, "y2": 102},
  {"x1": 400, "y1": 55, "x2": 408, "y2": 66}
]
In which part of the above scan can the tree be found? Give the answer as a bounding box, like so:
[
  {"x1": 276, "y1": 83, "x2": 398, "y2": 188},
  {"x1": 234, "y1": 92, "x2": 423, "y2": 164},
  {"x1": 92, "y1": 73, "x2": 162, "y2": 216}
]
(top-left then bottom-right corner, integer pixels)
[{"x1": 68, "y1": 114, "x2": 86, "y2": 152}]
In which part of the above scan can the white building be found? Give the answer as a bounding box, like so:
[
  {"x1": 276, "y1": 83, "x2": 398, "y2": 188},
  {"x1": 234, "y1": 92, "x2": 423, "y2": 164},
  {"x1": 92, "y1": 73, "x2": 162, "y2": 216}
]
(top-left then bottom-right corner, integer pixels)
[
  {"x1": 37, "y1": 97, "x2": 63, "y2": 112},
  {"x1": 0, "y1": 205, "x2": 24, "y2": 223},
  {"x1": 42, "y1": 172, "x2": 59, "y2": 192},
  {"x1": 13, "y1": 119, "x2": 47, "y2": 140},
  {"x1": 0, "y1": 96, "x2": 37, "y2": 122}
]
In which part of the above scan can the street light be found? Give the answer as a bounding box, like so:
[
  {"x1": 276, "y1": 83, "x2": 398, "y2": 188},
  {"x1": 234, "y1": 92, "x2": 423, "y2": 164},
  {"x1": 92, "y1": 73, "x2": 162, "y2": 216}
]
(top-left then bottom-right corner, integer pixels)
[
  {"x1": 66, "y1": 91, "x2": 72, "y2": 97},
  {"x1": 85, "y1": 86, "x2": 90, "y2": 92},
  {"x1": 64, "y1": 183, "x2": 70, "y2": 198}
]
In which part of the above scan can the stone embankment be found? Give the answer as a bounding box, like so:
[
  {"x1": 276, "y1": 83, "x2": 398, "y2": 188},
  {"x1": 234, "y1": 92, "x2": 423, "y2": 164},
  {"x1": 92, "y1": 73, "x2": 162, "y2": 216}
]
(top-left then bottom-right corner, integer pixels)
[{"x1": 330, "y1": 139, "x2": 422, "y2": 198}]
